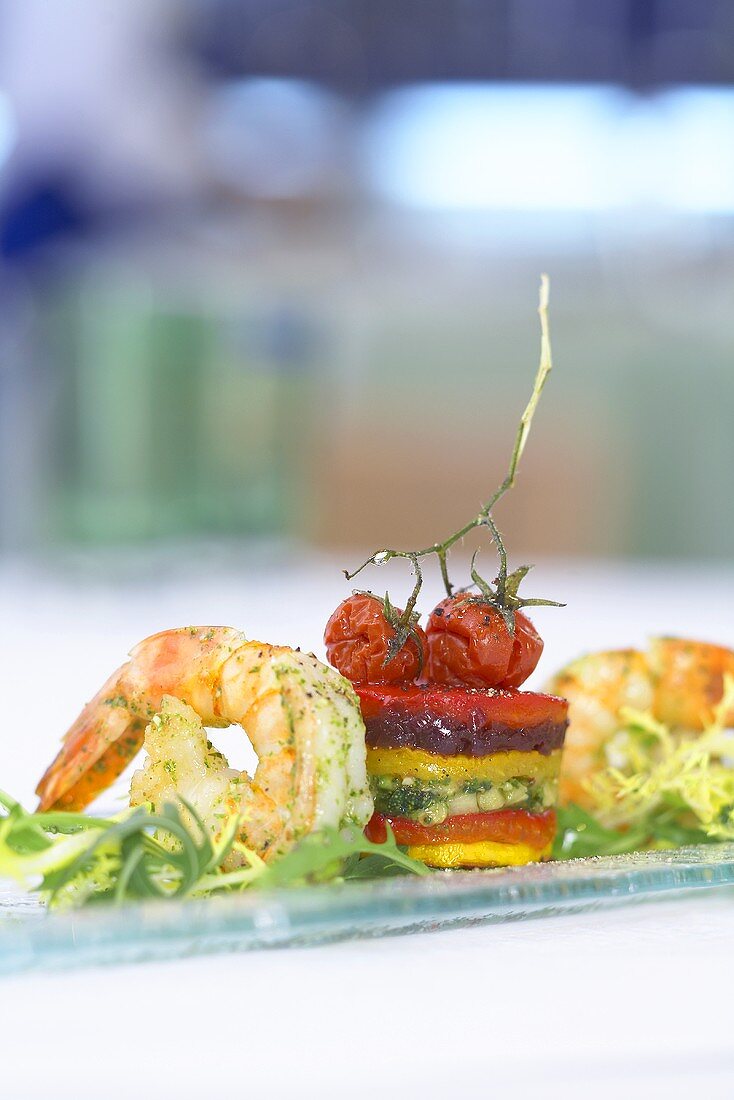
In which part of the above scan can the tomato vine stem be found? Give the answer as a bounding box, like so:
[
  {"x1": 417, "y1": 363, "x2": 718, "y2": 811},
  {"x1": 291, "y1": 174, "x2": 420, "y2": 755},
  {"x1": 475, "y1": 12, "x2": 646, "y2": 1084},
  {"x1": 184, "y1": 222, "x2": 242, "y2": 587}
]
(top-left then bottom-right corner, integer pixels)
[{"x1": 344, "y1": 275, "x2": 562, "y2": 653}]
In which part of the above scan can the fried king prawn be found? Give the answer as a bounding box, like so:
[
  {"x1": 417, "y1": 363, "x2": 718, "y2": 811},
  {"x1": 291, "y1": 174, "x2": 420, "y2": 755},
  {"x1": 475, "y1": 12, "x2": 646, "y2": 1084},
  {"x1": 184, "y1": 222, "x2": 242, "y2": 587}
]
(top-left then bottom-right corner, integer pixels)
[{"x1": 36, "y1": 628, "x2": 373, "y2": 861}]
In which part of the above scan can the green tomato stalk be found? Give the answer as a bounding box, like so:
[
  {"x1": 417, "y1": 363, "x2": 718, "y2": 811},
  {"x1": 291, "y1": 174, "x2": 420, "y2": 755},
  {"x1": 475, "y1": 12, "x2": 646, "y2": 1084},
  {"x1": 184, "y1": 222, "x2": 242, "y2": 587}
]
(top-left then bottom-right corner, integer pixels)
[{"x1": 345, "y1": 275, "x2": 562, "y2": 655}]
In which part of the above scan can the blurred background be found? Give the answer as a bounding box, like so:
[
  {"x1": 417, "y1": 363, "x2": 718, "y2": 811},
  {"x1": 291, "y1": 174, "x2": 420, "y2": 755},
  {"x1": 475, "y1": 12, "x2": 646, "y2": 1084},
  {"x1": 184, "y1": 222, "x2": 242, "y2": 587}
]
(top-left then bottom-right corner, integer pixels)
[
  {"x1": 2, "y1": 0, "x2": 734, "y2": 570},
  {"x1": 3, "y1": 0, "x2": 734, "y2": 805}
]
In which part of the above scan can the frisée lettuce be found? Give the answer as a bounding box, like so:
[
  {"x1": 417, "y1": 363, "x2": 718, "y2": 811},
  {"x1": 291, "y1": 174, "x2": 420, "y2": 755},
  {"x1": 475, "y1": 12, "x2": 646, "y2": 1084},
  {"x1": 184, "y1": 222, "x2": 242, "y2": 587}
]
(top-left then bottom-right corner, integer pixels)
[{"x1": 554, "y1": 676, "x2": 734, "y2": 859}]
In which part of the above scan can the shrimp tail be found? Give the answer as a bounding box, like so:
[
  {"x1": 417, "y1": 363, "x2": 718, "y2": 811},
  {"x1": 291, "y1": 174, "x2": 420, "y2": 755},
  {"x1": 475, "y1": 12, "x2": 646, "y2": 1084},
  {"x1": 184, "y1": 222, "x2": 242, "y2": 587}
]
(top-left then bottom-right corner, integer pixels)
[
  {"x1": 35, "y1": 628, "x2": 247, "y2": 813},
  {"x1": 36, "y1": 666, "x2": 148, "y2": 812}
]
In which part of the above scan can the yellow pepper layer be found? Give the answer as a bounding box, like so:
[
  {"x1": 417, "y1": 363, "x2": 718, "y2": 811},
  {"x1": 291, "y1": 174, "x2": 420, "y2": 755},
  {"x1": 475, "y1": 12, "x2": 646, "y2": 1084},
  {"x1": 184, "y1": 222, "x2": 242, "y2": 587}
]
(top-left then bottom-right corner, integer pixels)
[
  {"x1": 407, "y1": 840, "x2": 552, "y2": 869},
  {"x1": 366, "y1": 746, "x2": 561, "y2": 786}
]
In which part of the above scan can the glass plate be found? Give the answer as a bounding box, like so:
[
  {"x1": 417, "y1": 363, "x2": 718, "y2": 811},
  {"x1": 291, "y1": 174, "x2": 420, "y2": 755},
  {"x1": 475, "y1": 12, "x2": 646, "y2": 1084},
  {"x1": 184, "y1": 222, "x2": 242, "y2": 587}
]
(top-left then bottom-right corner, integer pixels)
[{"x1": 2, "y1": 844, "x2": 734, "y2": 976}]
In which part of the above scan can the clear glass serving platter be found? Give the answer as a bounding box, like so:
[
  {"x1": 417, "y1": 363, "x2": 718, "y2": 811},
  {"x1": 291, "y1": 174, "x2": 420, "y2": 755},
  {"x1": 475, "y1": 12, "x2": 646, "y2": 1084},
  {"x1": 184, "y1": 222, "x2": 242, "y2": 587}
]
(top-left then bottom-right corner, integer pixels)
[{"x1": 2, "y1": 844, "x2": 734, "y2": 976}]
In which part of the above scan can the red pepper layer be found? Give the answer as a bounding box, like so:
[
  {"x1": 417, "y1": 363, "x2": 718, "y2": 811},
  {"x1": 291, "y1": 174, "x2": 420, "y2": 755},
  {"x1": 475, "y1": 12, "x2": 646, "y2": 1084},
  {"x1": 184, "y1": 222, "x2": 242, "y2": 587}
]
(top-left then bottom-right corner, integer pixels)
[
  {"x1": 357, "y1": 684, "x2": 567, "y2": 727},
  {"x1": 356, "y1": 684, "x2": 568, "y2": 757},
  {"x1": 365, "y1": 808, "x2": 557, "y2": 849}
]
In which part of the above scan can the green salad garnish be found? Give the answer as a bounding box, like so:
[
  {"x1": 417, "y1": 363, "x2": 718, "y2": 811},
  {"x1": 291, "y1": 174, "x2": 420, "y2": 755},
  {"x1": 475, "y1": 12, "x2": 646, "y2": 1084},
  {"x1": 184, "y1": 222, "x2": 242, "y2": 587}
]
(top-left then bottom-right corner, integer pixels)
[{"x1": 0, "y1": 791, "x2": 427, "y2": 910}]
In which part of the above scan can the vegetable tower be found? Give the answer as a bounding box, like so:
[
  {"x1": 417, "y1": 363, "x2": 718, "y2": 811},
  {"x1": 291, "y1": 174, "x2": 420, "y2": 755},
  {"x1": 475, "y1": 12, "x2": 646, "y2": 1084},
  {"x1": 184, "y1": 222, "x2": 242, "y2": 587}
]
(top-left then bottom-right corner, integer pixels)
[{"x1": 324, "y1": 277, "x2": 569, "y2": 868}]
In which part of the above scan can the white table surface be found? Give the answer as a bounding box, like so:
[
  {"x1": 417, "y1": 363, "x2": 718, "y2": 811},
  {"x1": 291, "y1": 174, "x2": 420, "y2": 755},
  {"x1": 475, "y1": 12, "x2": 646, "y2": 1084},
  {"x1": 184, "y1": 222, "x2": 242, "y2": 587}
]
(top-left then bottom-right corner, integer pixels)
[{"x1": 2, "y1": 553, "x2": 734, "y2": 1098}]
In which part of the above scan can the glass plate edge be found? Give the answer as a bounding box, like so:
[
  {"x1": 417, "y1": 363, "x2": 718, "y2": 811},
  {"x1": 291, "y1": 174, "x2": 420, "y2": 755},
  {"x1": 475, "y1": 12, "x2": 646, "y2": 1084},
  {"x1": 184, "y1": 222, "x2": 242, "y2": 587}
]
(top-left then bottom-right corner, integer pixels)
[{"x1": 2, "y1": 844, "x2": 734, "y2": 976}]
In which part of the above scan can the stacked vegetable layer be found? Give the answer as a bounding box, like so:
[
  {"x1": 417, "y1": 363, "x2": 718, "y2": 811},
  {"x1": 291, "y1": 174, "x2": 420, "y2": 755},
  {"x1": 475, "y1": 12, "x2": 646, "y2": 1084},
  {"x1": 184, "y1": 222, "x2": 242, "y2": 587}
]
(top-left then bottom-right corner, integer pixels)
[
  {"x1": 325, "y1": 278, "x2": 565, "y2": 869},
  {"x1": 358, "y1": 684, "x2": 568, "y2": 867}
]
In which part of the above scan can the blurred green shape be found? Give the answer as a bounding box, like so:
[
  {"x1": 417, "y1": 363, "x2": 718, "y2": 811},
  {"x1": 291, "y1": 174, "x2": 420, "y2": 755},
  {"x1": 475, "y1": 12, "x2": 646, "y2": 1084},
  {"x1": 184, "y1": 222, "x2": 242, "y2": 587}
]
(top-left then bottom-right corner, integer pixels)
[{"x1": 51, "y1": 273, "x2": 312, "y2": 547}]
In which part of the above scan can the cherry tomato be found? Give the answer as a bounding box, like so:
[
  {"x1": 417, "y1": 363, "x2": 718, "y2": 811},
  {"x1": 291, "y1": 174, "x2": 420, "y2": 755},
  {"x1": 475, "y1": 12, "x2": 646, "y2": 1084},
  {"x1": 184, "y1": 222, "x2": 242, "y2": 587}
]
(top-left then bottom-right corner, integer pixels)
[
  {"x1": 425, "y1": 596, "x2": 542, "y2": 689},
  {"x1": 365, "y1": 808, "x2": 556, "y2": 849},
  {"x1": 324, "y1": 593, "x2": 427, "y2": 684}
]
